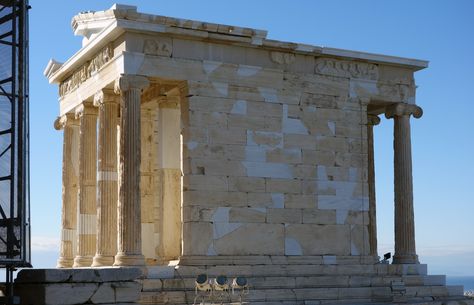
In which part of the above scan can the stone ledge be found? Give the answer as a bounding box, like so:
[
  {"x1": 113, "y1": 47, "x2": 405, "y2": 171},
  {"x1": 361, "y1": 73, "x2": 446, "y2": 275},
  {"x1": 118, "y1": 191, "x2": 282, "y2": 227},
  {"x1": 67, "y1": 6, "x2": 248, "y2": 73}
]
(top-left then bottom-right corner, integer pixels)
[
  {"x1": 178, "y1": 255, "x2": 379, "y2": 266},
  {"x1": 15, "y1": 267, "x2": 142, "y2": 283},
  {"x1": 14, "y1": 268, "x2": 142, "y2": 305}
]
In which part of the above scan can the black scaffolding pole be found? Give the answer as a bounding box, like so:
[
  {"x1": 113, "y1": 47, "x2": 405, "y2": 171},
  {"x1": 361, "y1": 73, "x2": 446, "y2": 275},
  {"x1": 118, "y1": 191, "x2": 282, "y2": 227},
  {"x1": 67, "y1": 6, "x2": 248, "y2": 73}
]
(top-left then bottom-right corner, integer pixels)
[{"x1": 0, "y1": 0, "x2": 31, "y2": 303}]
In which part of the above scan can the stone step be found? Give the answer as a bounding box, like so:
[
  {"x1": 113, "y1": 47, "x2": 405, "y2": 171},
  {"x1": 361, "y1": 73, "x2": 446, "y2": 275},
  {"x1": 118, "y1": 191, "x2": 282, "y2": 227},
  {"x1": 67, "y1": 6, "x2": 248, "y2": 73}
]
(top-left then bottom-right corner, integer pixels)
[
  {"x1": 142, "y1": 275, "x2": 446, "y2": 292},
  {"x1": 139, "y1": 285, "x2": 465, "y2": 304},
  {"x1": 147, "y1": 263, "x2": 428, "y2": 279},
  {"x1": 140, "y1": 298, "x2": 474, "y2": 305}
]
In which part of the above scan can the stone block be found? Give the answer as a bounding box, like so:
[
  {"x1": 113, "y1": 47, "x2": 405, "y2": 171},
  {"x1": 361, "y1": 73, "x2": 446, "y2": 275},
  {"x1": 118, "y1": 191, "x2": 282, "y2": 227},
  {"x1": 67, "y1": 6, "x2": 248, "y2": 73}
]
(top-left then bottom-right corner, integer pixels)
[
  {"x1": 182, "y1": 222, "x2": 213, "y2": 255},
  {"x1": 285, "y1": 224, "x2": 351, "y2": 255},
  {"x1": 295, "y1": 276, "x2": 349, "y2": 288},
  {"x1": 48, "y1": 283, "x2": 97, "y2": 305},
  {"x1": 188, "y1": 95, "x2": 235, "y2": 113},
  {"x1": 247, "y1": 101, "x2": 283, "y2": 118},
  {"x1": 183, "y1": 175, "x2": 228, "y2": 191},
  {"x1": 338, "y1": 287, "x2": 372, "y2": 299},
  {"x1": 294, "y1": 287, "x2": 339, "y2": 300},
  {"x1": 265, "y1": 178, "x2": 302, "y2": 194},
  {"x1": 249, "y1": 276, "x2": 296, "y2": 288},
  {"x1": 229, "y1": 207, "x2": 266, "y2": 223},
  {"x1": 318, "y1": 195, "x2": 368, "y2": 212},
  {"x1": 15, "y1": 268, "x2": 142, "y2": 284},
  {"x1": 141, "y1": 279, "x2": 162, "y2": 291},
  {"x1": 345, "y1": 211, "x2": 369, "y2": 225},
  {"x1": 283, "y1": 73, "x2": 349, "y2": 97},
  {"x1": 302, "y1": 209, "x2": 336, "y2": 224},
  {"x1": 284, "y1": 194, "x2": 316, "y2": 209},
  {"x1": 446, "y1": 285, "x2": 464, "y2": 296},
  {"x1": 349, "y1": 276, "x2": 371, "y2": 287},
  {"x1": 213, "y1": 223, "x2": 284, "y2": 255},
  {"x1": 301, "y1": 92, "x2": 340, "y2": 110},
  {"x1": 147, "y1": 266, "x2": 176, "y2": 279},
  {"x1": 302, "y1": 150, "x2": 335, "y2": 166},
  {"x1": 264, "y1": 115, "x2": 283, "y2": 132},
  {"x1": 209, "y1": 127, "x2": 247, "y2": 145},
  {"x1": 316, "y1": 136, "x2": 349, "y2": 153},
  {"x1": 267, "y1": 148, "x2": 302, "y2": 164},
  {"x1": 183, "y1": 190, "x2": 247, "y2": 206},
  {"x1": 15, "y1": 269, "x2": 73, "y2": 283},
  {"x1": 267, "y1": 208, "x2": 302, "y2": 223},
  {"x1": 190, "y1": 158, "x2": 247, "y2": 176},
  {"x1": 422, "y1": 275, "x2": 446, "y2": 286},
  {"x1": 243, "y1": 161, "x2": 293, "y2": 179},
  {"x1": 350, "y1": 225, "x2": 370, "y2": 255},
  {"x1": 284, "y1": 134, "x2": 317, "y2": 150},
  {"x1": 247, "y1": 130, "x2": 283, "y2": 148},
  {"x1": 228, "y1": 176, "x2": 265, "y2": 192},
  {"x1": 90, "y1": 283, "x2": 115, "y2": 303},
  {"x1": 292, "y1": 164, "x2": 317, "y2": 179},
  {"x1": 183, "y1": 206, "x2": 214, "y2": 222},
  {"x1": 247, "y1": 192, "x2": 274, "y2": 207},
  {"x1": 227, "y1": 113, "x2": 266, "y2": 129}
]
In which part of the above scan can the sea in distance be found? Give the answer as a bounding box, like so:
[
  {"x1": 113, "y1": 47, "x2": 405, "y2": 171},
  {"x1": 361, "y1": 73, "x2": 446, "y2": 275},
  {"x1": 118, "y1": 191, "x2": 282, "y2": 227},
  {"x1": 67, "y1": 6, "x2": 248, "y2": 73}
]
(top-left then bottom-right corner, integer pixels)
[{"x1": 447, "y1": 276, "x2": 474, "y2": 292}]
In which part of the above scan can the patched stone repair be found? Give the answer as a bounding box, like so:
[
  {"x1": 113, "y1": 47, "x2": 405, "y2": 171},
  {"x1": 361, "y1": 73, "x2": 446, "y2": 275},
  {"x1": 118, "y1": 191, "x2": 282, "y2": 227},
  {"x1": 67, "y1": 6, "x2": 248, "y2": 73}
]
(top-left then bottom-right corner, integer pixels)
[{"x1": 26, "y1": 3, "x2": 473, "y2": 305}]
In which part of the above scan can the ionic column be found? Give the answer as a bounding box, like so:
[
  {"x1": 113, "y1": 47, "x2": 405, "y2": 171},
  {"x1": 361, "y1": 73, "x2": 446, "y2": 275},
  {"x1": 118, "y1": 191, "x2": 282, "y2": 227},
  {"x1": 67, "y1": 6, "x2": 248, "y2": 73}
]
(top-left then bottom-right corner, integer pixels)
[
  {"x1": 92, "y1": 89, "x2": 119, "y2": 267},
  {"x1": 113, "y1": 75, "x2": 149, "y2": 267},
  {"x1": 54, "y1": 113, "x2": 80, "y2": 268},
  {"x1": 73, "y1": 102, "x2": 98, "y2": 268},
  {"x1": 367, "y1": 114, "x2": 380, "y2": 257},
  {"x1": 385, "y1": 103, "x2": 423, "y2": 264}
]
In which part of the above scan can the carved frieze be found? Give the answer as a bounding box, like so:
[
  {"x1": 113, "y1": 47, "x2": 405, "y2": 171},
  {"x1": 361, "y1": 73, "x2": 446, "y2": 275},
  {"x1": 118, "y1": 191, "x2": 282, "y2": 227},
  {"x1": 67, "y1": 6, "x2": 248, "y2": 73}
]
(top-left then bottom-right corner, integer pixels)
[
  {"x1": 270, "y1": 51, "x2": 295, "y2": 65},
  {"x1": 315, "y1": 58, "x2": 378, "y2": 80},
  {"x1": 143, "y1": 39, "x2": 172, "y2": 57},
  {"x1": 59, "y1": 44, "x2": 114, "y2": 97}
]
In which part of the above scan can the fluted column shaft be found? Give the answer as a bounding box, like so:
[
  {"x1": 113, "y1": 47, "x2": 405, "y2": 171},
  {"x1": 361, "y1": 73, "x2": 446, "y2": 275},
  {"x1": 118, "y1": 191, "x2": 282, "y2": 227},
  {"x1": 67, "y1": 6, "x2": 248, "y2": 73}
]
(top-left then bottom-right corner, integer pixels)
[
  {"x1": 386, "y1": 103, "x2": 422, "y2": 264},
  {"x1": 367, "y1": 114, "x2": 380, "y2": 257},
  {"x1": 114, "y1": 75, "x2": 149, "y2": 267},
  {"x1": 73, "y1": 103, "x2": 98, "y2": 268},
  {"x1": 92, "y1": 89, "x2": 119, "y2": 267},
  {"x1": 55, "y1": 113, "x2": 80, "y2": 268}
]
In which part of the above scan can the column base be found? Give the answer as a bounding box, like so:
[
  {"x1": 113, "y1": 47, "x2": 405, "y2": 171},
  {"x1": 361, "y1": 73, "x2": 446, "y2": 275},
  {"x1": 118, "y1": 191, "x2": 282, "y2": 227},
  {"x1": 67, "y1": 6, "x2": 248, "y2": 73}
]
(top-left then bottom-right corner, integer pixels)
[
  {"x1": 92, "y1": 254, "x2": 115, "y2": 267},
  {"x1": 392, "y1": 254, "x2": 419, "y2": 264},
  {"x1": 113, "y1": 253, "x2": 145, "y2": 267},
  {"x1": 73, "y1": 255, "x2": 93, "y2": 268},
  {"x1": 56, "y1": 257, "x2": 74, "y2": 268}
]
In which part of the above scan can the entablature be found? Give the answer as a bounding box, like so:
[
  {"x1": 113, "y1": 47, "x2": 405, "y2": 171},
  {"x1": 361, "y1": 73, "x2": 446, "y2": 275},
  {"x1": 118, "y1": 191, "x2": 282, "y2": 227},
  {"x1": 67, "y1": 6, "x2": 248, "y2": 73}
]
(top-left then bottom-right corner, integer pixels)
[{"x1": 46, "y1": 4, "x2": 428, "y2": 91}]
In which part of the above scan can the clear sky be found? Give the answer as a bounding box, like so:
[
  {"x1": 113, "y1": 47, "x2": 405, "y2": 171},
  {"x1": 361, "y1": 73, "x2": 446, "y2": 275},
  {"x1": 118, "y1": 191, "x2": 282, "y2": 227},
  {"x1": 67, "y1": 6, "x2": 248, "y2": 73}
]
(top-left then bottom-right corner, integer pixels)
[{"x1": 28, "y1": 0, "x2": 474, "y2": 275}]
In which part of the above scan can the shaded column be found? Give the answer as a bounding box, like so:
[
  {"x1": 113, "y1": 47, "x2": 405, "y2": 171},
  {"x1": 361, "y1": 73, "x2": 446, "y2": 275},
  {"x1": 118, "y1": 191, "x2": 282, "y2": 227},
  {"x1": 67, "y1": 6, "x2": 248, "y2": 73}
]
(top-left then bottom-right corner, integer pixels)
[
  {"x1": 54, "y1": 113, "x2": 80, "y2": 268},
  {"x1": 73, "y1": 102, "x2": 98, "y2": 268},
  {"x1": 385, "y1": 103, "x2": 423, "y2": 264},
  {"x1": 113, "y1": 74, "x2": 149, "y2": 267},
  {"x1": 367, "y1": 114, "x2": 380, "y2": 258},
  {"x1": 92, "y1": 89, "x2": 119, "y2": 267}
]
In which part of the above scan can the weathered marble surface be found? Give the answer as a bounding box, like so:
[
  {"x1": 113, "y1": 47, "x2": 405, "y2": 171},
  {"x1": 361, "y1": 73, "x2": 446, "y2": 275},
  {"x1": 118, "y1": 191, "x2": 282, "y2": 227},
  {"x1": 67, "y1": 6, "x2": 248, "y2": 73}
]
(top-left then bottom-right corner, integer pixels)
[{"x1": 40, "y1": 3, "x2": 473, "y2": 305}]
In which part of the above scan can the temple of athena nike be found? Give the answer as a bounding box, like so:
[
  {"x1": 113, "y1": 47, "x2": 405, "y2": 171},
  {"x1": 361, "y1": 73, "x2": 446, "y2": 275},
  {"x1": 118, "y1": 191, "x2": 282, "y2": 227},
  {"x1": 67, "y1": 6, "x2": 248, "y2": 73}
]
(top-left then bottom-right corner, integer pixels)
[{"x1": 14, "y1": 4, "x2": 473, "y2": 305}]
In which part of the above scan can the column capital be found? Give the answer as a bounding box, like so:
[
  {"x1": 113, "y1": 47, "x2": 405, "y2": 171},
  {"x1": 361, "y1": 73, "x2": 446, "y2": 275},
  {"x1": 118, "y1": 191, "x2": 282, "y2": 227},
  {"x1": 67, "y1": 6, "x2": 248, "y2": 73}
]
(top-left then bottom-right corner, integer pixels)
[
  {"x1": 367, "y1": 114, "x2": 381, "y2": 126},
  {"x1": 75, "y1": 102, "x2": 98, "y2": 119},
  {"x1": 114, "y1": 74, "x2": 150, "y2": 95},
  {"x1": 93, "y1": 88, "x2": 118, "y2": 108},
  {"x1": 54, "y1": 113, "x2": 78, "y2": 130},
  {"x1": 385, "y1": 103, "x2": 423, "y2": 119}
]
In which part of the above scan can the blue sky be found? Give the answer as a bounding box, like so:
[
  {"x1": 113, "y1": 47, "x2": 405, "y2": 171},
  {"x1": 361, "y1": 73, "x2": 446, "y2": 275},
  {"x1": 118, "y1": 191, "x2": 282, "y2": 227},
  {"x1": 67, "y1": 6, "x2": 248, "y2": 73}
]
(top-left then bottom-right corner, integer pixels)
[{"x1": 28, "y1": 0, "x2": 474, "y2": 275}]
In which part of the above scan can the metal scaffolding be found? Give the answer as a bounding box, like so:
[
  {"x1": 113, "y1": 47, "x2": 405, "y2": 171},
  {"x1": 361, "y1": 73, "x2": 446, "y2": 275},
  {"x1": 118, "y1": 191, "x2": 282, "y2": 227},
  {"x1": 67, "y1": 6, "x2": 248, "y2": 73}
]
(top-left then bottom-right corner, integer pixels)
[{"x1": 0, "y1": 0, "x2": 30, "y2": 302}]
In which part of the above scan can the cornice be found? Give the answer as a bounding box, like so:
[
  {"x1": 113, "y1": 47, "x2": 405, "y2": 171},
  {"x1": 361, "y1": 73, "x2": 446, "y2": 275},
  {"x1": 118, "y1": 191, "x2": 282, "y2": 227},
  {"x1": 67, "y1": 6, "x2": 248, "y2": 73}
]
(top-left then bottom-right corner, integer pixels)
[{"x1": 46, "y1": 4, "x2": 429, "y2": 85}]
